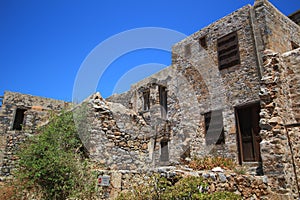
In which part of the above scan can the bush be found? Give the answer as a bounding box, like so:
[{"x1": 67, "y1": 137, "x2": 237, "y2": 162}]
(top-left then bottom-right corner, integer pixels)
[
  {"x1": 161, "y1": 176, "x2": 208, "y2": 199},
  {"x1": 16, "y1": 111, "x2": 96, "y2": 200}
]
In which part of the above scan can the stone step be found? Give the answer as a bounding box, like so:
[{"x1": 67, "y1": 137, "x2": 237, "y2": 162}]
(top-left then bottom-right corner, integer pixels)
[{"x1": 242, "y1": 162, "x2": 264, "y2": 176}]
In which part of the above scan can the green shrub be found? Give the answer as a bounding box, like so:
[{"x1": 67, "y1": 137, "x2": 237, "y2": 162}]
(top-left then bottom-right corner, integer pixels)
[
  {"x1": 161, "y1": 176, "x2": 208, "y2": 200},
  {"x1": 16, "y1": 111, "x2": 96, "y2": 200}
]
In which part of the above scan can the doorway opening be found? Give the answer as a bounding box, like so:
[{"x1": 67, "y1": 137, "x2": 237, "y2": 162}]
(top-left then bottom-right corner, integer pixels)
[
  {"x1": 235, "y1": 102, "x2": 262, "y2": 163},
  {"x1": 160, "y1": 140, "x2": 169, "y2": 162}
]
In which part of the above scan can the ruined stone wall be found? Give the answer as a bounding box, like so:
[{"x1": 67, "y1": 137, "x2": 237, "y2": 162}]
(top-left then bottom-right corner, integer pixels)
[
  {"x1": 0, "y1": 91, "x2": 69, "y2": 176},
  {"x1": 106, "y1": 90, "x2": 133, "y2": 109},
  {"x1": 259, "y1": 49, "x2": 300, "y2": 198},
  {"x1": 74, "y1": 93, "x2": 154, "y2": 170},
  {"x1": 128, "y1": 65, "x2": 201, "y2": 165},
  {"x1": 253, "y1": 0, "x2": 300, "y2": 54}
]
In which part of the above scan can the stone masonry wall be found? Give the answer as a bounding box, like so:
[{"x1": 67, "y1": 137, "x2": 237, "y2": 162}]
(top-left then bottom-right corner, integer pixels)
[
  {"x1": 253, "y1": 0, "x2": 300, "y2": 54},
  {"x1": 129, "y1": 66, "x2": 203, "y2": 165},
  {"x1": 74, "y1": 92, "x2": 153, "y2": 170},
  {"x1": 259, "y1": 49, "x2": 300, "y2": 198},
  {"x1": 0, "y1": 91, "x2": 68, "y2": 134},
  {"x1": 171, "y1": 4, "x2": 261, "y2": 161},
  {"x1": 95, "y1": 167, "x2": 270, "y2": 200}
]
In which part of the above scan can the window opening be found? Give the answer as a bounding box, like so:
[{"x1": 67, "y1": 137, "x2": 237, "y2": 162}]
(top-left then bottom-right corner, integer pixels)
[
  {"x1": 291, "y1": 41, "x2": 299, "y2": 50},
  {"x1": 204, "y1": 110, "x2": 225, "y2": 145},
  {"x1": 199, "y1": 36, "x2": 207, "y2": 49},
  {"x1": 159, "y1": 86, "x2": 167, "y2": 119},
  {"x1": 13, "y1": 108, "x2": 26, "y2": 130},
  {"x1": 217, "y1": 31, "x2": 240, "y2": 70},
  {"x1": 143, "y1": 89, "x2": 150, "y2": 111}
]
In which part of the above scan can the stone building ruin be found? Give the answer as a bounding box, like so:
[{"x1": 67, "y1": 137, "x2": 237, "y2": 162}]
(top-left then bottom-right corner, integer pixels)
[
  {"x1": 0, "y1": 0, "x2": 299, "y2": 198},
  {"x1": 0, "y1": 91, "x2": 70, "y2": 177}
]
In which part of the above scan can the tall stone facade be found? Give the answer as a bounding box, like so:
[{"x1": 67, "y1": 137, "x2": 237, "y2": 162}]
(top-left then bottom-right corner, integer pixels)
[{"x1": 0, "y1": 0, "x2": 299, "y2": 198}]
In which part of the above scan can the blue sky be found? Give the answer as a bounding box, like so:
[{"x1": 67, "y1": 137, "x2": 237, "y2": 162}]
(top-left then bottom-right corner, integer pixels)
[{"x1": 0, "y1": 0, "x2": 299, "y2": 102}]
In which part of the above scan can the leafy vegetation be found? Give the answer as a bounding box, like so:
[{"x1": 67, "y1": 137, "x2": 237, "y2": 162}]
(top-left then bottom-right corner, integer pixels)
[{"x1": 13, "y1": 111, "x2": 97, "y2": 200}]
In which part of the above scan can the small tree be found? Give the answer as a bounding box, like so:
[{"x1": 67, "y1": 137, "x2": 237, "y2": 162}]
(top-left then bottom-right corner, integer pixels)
[{"x1": 17, "y1": 111, "x2": 96, "y2": 199}]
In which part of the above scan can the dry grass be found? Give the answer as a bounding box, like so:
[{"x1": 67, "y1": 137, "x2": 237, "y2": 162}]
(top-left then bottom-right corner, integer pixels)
[
  {"x1": 188, "y1": 156, "x2": 236, "y2": 171},
  {"x1": 0, "y1": 181, "x2": 18, "y2": 200}
]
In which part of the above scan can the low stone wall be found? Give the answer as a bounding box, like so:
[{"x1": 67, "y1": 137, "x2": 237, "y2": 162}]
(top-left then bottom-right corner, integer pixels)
[{"x1": 95, "y1": 167, "x2": 270, "y2": 200}]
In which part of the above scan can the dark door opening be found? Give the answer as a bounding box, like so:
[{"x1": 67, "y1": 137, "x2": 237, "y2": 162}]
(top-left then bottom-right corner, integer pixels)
[
  {"x1": 13, "y1": 108, "x2": 26, "y2": 130},
  {"x1": 160, "y1": 140, "x2": 169, "y2": 162},
  {"x1": 235, "y1": 103, "x2": 261, "y2": 163},
  {"x1": 143, "y1": 89, "x2": 150, "y2": 111}
]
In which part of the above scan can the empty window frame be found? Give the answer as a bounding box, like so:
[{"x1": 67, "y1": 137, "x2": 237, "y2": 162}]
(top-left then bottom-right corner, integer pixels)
[
  {"x1": 160, "y1": 140, "x2": 169, "y2": 162},
  {"x1": 217, "y1": 31, "x2": 240, "y2": 70},
  {"x1": 12, "y1": 108, "x2": 26, "y2": 130},
  {"x1": 199, "y1": 36, "x2": 207, "y2": 49},
  {"x1": 143, "y1": 89, "x2": 150, "y2": 111},
  {"x1": 159, "y1": 86, "x2": 167, "y2": 119},
  {"x1": 204, "y1": 110, "x2": 225, "y2": 145}
]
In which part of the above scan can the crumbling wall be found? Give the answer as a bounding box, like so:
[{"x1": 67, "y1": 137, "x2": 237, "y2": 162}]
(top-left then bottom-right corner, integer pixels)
[
  {"x1": 74, "y1": 93, "x2": 153, "y2": 170},
  {"x1": 106, "y1": 90, "x2": 133, "y2": 109},
  {"x1": 129, "y1": 66, "x2": 201, "y2": 165},
  {"x1": 259, "y1": 48, "x2": 300, "y2": 198}
]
